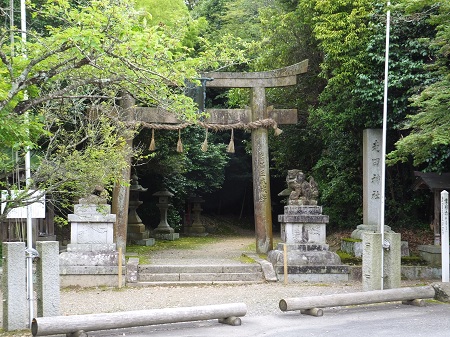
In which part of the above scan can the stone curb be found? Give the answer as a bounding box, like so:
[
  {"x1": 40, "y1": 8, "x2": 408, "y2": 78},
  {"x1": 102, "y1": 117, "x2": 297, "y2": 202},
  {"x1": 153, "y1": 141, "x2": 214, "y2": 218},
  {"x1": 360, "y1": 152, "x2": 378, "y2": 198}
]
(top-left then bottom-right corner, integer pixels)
[{"x1": 243, "y1": 253, "x2": 278, "y2": 282}]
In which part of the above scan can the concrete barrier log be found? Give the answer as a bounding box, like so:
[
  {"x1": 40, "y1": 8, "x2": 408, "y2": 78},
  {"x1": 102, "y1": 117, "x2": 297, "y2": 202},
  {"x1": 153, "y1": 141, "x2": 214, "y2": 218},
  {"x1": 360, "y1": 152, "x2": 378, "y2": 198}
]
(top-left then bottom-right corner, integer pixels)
[
  {"x1": 32, "y1": 303, "x2": 247, "y2": 336},
  {"x1": 279, "y1": 286, "x2": 435, "y2": 312}
]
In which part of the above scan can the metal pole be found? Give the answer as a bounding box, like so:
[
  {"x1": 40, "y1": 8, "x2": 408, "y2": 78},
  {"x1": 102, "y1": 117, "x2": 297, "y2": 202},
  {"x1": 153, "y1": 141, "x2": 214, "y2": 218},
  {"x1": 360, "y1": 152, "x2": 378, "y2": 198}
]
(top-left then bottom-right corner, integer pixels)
[
  {"x1": 380, "y1": 0, "x2": 391, "y2": 291},
  {"x1": 441, "y1": 190, "x2": 449, "y2": 282},
  {"x1": 20, "y1": 0, "x2": 34, "y2": 325}
]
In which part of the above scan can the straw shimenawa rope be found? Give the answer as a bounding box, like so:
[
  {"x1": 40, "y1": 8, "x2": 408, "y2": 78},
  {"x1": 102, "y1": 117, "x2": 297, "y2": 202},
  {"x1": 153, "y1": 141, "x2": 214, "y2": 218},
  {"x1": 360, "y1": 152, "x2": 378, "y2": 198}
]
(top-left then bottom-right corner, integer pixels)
[
  {"x1": 139, "y1": 118, "x2": 282, "y2": 152},
  {"x1": 138, "y1": 118, "x2": 282, "y2": 133}
]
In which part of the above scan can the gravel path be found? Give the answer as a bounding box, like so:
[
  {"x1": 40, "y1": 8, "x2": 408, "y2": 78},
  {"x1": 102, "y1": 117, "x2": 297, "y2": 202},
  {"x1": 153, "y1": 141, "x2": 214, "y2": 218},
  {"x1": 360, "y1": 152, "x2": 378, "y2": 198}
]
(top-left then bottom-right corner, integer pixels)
[
  {"x1": 60, "y1": 282, "x2": 363, "y2": 317},
  {"x1": 147, "y1": 234, "x2": 257, "y2": 265}
]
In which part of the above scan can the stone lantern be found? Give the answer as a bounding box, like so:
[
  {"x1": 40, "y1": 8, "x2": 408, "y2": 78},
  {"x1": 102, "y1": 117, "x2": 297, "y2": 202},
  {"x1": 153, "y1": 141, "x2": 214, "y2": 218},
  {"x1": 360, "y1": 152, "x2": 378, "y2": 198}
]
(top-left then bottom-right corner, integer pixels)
[
  {"x1": 127, "y1": 174, "x2": 154, "y2": 246},
  {"x1": 152, "y1": 189, "x2": 179, "y2": 240},
  {"x1": 185, "y1": 195, "x2": 207, "y2": 236}
]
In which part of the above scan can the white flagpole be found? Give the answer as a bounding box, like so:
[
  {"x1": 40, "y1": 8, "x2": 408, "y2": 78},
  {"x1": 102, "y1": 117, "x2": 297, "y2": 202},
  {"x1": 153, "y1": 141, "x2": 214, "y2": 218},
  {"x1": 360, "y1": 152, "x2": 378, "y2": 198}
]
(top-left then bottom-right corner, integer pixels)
[
  {"x1": 20, "y1": 0, "x2": 35, "y2": 326},
  {"x1": 380, "y1": 1, "x2": 391, "y2": 290}
]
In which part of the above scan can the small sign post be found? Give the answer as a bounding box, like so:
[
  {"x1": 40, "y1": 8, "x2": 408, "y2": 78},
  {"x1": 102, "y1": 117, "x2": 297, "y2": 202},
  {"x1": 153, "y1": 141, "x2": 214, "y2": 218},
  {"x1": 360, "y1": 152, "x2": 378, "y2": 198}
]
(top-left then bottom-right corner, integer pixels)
[{"x1": 441, "y1": 190, "x2": 449, "y2": 282}]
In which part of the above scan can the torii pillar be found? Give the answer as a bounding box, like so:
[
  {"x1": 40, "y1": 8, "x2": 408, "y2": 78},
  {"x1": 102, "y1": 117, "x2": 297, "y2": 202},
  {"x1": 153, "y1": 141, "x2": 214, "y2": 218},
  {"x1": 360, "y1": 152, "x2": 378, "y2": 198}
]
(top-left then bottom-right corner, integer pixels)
[{"x1": 203, "y1": 60, "x2": 308, "y2": 253}]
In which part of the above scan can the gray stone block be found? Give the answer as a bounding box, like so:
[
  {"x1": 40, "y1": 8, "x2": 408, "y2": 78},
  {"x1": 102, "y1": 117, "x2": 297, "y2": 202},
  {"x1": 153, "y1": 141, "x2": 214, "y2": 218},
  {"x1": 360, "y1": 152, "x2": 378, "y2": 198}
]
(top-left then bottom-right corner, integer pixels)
[
  {"x1": 135, "y1": 238, "x2": 155, "y2": 246},
  {"x1": 36, "y1": 241, "x2": 60, "y2": 317},
  {"x1": 284, "y1": 205, "x2": 322, "y2": 215},
  {"x1": 268, "y1": 249, "x2": 342, "y2": 267},
  {"x1": 384, "y1": 232, "x2": 401, "y2": 289},
  {"x1": 59, "y1": 251, "x2": 119, "y2": 266},
  {"x1": 67, "y1": 243, "x2": 117, "y2": 252},
  {"x1": 362, "y1": 232, "x2": 382, "y2": 291},
  {"x1": 59, "y1": 266, "x2": 121, "y2": 275},
  {"x1": 154, "y1": 233, "x2": 179, "y2": 241},
  {"x1": 278, "y1": 214, "x2": 329, "y2": 223},
  {"x1": 126, "y1": 258, "x2": 139, "y2": 283},
  {"x1": 418, "y1": 244, "x2": 450, "y2": 266},
  {"x1": 2, "y1": 242, "x2": 27, "y2": 331}
]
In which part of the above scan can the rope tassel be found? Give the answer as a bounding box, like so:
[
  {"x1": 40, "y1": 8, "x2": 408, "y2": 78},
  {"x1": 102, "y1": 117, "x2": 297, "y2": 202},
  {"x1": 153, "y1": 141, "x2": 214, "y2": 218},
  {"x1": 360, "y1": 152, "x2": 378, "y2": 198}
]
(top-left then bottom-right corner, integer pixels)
[
  {"x1": 201, "y1": 128, "x2": 208, "y2": 152},
  {"x1": 273, "y1": 122, "x2": 283, "y2": 136},
  {"x1": 177, "y1": 129, "x2": 183, "y2": 153},
  {"x1": 227, "y1": 129, "x2": 235, "y2": 153},
  {"x1": 149, "y1": 129, "x2": 156, "y2": 151}
]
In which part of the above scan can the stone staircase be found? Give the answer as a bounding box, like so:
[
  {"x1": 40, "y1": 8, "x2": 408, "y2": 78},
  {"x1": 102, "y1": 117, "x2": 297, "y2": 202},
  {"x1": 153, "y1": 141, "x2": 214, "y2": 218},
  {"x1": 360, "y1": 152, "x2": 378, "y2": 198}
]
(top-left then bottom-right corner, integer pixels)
[{"x1": 127, "y1": 263, "x2": 266, "y2": 286}]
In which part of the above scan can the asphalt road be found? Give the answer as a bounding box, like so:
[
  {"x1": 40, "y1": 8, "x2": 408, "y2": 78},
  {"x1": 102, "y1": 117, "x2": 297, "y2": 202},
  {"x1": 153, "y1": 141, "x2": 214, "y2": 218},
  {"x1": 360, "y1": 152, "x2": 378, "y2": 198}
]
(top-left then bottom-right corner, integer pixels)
[{"x1": 67, "y1": 301, "x2": 450, "y2": 337}]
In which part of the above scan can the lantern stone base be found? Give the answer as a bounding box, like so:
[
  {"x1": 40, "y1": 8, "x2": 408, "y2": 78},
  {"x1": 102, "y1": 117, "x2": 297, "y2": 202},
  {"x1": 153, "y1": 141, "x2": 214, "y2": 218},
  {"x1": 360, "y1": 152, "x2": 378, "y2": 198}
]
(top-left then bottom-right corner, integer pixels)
[
  {"x1": 153, "y1": 227, "x2": 179, "y2": 240},
  {"x1": 154, "y1": 233, "x2": 179, "y2": 241},
  {"x1": 185, "y1": 225, "x2": 208, "y2": 237},
  {"x1": 135, "y1": 238, "x2": 156, "y2": 246}
]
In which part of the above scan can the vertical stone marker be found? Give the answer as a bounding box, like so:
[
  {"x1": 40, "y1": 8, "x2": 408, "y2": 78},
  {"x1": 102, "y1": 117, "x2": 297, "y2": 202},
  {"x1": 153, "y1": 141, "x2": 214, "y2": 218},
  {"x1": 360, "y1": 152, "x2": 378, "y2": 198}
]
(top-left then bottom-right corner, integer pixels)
[
  {"x1": 365, "y1": 128, "x2": 382, "y2": 228},
  {"x1": 2, "y1": 242, "x2": 27, "y2": 331},
  {"x1": 352, "y1": 129, "x2": 392, "y2": 237},
  {"x1": 351, "y1": 129, "x2": 400, "y2": 290},
  {"x1": 36, "y1": 241, "x2": 60, "y2": 317}
]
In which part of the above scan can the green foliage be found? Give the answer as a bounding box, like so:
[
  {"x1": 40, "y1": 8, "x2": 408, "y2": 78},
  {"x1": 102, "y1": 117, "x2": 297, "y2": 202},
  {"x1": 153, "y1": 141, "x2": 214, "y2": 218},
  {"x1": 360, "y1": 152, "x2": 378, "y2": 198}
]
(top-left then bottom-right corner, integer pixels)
[
  {"x1": 0, "y1": 0, "x2": 247, "y2": 220},
  {"x1": 254, "y1": 0, "x2": 326, "y2": 180},
  {"x1": 306, "y1": 1, "x2": 439, "y2": 228},
  {"x1": 387, "y1": 1, "x2": 450, "y2": 171},
  {"x1": 135, "y1": 0, "x2": 189, "y2": 26}
]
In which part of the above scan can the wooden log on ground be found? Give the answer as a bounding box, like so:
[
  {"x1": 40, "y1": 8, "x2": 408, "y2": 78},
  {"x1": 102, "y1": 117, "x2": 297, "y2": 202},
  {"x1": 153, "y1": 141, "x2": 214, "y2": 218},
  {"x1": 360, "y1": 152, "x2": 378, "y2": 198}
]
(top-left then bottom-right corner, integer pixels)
[
  {"x1": 32, "y1": 303, "x2": 247, "y2": 336},
  {"x1": 279, "y1": 286, "x2": 435, "y2": 312}
]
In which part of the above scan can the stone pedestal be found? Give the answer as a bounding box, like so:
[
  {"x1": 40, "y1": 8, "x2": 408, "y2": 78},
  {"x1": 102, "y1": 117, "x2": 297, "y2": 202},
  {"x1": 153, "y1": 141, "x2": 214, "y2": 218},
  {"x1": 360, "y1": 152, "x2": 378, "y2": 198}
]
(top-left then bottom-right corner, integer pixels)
[
  {"x1": 59, "y1": 196, "x2": 122, "y2": 286},
  {"x1": 268, "y1": 205, "x2": 348, "y2": 282},
  {"x1": 153, "y1": 190, "x2": 179, "y2": 241}
]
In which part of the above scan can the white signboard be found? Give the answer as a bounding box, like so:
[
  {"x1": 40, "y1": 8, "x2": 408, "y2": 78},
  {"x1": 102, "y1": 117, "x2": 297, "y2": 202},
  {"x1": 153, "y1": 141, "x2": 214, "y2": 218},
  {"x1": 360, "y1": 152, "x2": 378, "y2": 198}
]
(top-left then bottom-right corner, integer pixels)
[{"x1": 1, "y1": 190, "x2": 46, "y2": 218}]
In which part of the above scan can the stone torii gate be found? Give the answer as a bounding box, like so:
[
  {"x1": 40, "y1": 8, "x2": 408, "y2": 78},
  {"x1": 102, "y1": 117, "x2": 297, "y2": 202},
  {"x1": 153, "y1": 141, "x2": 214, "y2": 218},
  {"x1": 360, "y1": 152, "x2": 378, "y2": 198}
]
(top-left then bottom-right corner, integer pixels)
[{"x1": 112, "y1": 60, "x2": 308, "y2": 254}]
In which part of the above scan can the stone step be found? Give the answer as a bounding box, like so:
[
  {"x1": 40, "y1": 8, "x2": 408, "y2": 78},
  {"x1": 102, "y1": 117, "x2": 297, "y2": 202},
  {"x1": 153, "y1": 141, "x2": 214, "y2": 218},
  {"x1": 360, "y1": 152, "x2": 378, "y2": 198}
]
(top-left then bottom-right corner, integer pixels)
[
  {"x1": 127, "y1": 280, "x2": 262, "y2": 287},
  {"x1": 139, "y1": 272, "x2": 264, "y2": 282},
  {"x1": 138, "y1": 264, "x2": 262, "y2": 274},
  {"x1": 133, "y1": 264, "x2": 265, "y2": 286}
]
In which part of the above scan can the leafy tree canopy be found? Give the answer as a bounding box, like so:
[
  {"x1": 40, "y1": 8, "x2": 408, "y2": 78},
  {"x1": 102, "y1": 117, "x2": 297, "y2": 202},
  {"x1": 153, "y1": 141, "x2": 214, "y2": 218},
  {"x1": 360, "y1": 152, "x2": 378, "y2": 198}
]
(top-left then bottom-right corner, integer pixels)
[
  {"x1": 0, "y1": 0, "x2": 247, "y2": 218},
  {"x1": 387, "y1": 0, "x2": 450, "y2": 172},
  {"x1": 135, "y1": 0, "x2": 189, "y2": 26}
]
